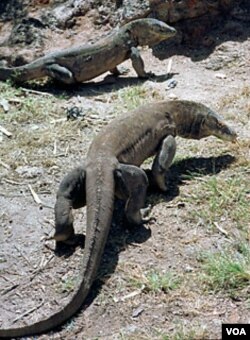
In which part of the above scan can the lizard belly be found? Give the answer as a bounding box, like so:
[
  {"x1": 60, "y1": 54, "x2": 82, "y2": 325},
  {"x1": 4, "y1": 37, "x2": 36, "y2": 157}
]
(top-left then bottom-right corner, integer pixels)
[
  {"x1": 69, "y1": 48, "x2": 129, "y2": 82},
  {"x1": 117, "y1": 133, "x2": 159, "y2": 166}
]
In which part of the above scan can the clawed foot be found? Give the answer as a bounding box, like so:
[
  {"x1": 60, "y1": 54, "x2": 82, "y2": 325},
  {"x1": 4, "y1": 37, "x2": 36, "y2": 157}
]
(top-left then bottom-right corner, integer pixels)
[
  {"x1": 126, "y1": 204, "x2": 155, "y2": 228},
  {"x1": 55, "y1": 234, "x2": 85, "y2": 256},
  {"x1": 140, "y1": 204, "x2": 155, "y2": 223},
  {"x1": 55, "y1": 233, "x2": 84, "y2": 246}
]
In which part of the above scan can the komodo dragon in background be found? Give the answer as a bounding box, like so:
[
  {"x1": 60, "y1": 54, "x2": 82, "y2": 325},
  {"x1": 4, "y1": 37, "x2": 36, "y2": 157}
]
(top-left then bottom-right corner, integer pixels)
[
  {"x1": 0, "y1": 18, "x2": 176, "y2": 84},
  {"x1": 0, "y1": 100, "x2": 237, "y2": 338}
]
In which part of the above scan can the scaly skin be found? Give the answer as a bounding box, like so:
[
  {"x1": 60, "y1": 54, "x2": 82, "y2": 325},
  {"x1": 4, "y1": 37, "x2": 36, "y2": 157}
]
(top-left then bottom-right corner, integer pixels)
[
  {"x1": 0, "y1": 18, "x2": 176, "y2": 84},
  {"x1": 0, "y1": 100, "x2": 237, "y2": 338}
]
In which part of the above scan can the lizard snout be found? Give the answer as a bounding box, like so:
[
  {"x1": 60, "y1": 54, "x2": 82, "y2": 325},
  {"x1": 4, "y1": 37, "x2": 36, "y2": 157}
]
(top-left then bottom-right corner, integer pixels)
[
  {"x1": 217, "y1": 123, "x2": 238, "y2": 142},
  {"x1": 161, "y1": 24, "x2": 177, "y2": 38}
]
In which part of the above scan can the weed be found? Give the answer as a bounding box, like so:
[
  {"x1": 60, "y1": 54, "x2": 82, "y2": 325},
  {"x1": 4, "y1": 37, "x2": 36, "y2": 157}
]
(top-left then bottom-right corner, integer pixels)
[
  {"x1": 129, "y1": 268, "x2": 181, "y2": 294},
  {"x1": 56, "y1": 277, "x2": 76, "y2": 294},
  {"x1": 144, "y1": 270, "x2": 180, "y2": 293},
  {"x1": 187, "y1": 174, "x2": 249, "y2": 231},
  {"x1": 0, "y1": 81, "x2": 21, "y2": 98},
  {"x1": 161, "y1": 323, "x2": 208, "y2": 340},
  {"x1": 162, "y1": 330, "x2": 197, "y2": 340},
  {"x1": 200, "y1": 245, "x2": 250, "y2": 294},
  {"x1": 113, "y1": 85, "x2": 163, "y2": 114},
  {"x1": 218, "y1": 85, "x2": 250, "y2": 123},
  {"x1": 218, "y1": 85, "x2": 250, "y2": 110}
]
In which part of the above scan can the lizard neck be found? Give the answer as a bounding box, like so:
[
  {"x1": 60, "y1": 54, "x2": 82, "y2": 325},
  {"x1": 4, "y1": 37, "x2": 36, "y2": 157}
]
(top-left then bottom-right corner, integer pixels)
[{"x1": 168, "y1": 101, "x2": 205, "y2": 140}]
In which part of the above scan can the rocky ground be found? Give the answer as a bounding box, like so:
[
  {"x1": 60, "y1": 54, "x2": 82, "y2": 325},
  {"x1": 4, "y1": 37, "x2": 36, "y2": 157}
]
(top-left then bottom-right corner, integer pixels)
[{"x1": 0, "y1": 1, "x2": 249, "y2": 339}]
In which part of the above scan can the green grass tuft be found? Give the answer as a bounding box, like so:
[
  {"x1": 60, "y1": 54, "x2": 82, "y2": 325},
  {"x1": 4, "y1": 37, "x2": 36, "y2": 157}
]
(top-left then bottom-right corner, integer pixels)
[
  {"x1": 200, "y1": 245, "x2": 250, "y2": 294},
  {"x1": 188, "y1": 174, "x2": 249, "y2": 231},
  {"x1": 113, "y1": 84, "x2": 163, "y2": 114},
  {"x1": 144, "y1": 270, "x2": 181, "y2": 294},
  {"x1": 56, "y1": 277, "x2": 76, "y2": 294}
]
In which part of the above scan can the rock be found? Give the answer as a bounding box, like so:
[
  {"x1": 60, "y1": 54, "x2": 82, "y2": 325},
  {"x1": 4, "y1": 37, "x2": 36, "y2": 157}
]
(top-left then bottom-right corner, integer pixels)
[
  {"x1": 118, "y1": 0, "x2": 150, "y2": 22},
  {"x1": 102, "y1": 0, "x2": 246, "y2": 46},
  {"x1": 0, "y1": 0, "x2": 246, "y2": 66},
  {"x1": 108, "y1": 0, "x2": 243, "y2": 24},
  {"x1": 165, "y1": 79, "x2": 177, "y2": 90},
  {"x1": 184, "y1": 265, "x2": 194, "y2": 273},
  {"x1": 49, "y1": 0, "x2": 92, "y2": 29},
  {"x1": 132, "y1": 306, "x2": 144, "y2": 318},
  {"x1": 0, "y1": 0, "x2": 27, "y2": 22},
  {"x1": 150, "y1": 0, "x2": 209, "y2": 23},
  {"x1": 8, "y1": 17, "x2": 45, "y2": 47},
  {"x1": 215, "y1": 73, "x2": 227, "y2": 79},
  {"x1": 168, "y1": 93, "x2": 178, "y2": 100},
  {"x1": 203, "y1": 46, "x2": 241, "y2": 70},
  {"x1": 66, "y1": 106, "x2": 86, "y2": 120},
  {"x1": 13, "y1": 49, "x2": 37, "y2": 66},
  {"x1": 0, "y1": 99, "x2": 9, "y2": 113}
]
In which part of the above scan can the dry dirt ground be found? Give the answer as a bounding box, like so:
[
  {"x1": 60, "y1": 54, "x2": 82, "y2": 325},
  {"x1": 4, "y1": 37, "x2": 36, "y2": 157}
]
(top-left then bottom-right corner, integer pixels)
[{"x1": 0, "y1": 12, "x2": 250, "y2": 340}]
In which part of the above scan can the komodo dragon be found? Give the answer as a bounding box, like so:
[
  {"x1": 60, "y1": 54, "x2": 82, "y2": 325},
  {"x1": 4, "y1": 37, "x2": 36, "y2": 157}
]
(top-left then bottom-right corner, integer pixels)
[
  {"x1": 0, "y1": 100, "x2": 237, "y2": 338},
  {"x1": 0, "y1": 18, "x2": 176, "y2": 84}
]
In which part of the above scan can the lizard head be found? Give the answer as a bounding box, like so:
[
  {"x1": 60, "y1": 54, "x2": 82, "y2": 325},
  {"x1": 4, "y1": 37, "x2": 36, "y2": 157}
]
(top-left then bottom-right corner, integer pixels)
[
  {"x1": 198, "y1": 110, "x2": 238, "y2": 142},
  {"x1": 173, "y1": 101, "x2": 237, "y2": 142},
  {"x1": 129, "y1": 18, "x2": 177, "y2": 47}
]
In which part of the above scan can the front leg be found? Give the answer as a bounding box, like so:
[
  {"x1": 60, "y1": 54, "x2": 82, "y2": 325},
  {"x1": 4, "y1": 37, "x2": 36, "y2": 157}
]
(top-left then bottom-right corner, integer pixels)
[
  {"x1": 115, "y1": 164, "x2": 149, "y2": 225},
  {"x1": 130, "y1": 47, "x2": 154, "y2": 78},
  {"x1": 152, "y1": 135, "x2": 176, "y2": 192},
  {"x1": 54, "y1": 165, "x2": 86, "y2": 242}
]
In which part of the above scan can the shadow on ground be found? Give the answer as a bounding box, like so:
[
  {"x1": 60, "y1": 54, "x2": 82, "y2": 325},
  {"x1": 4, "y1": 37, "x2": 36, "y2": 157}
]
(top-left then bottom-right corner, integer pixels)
[
  {"x1": 52, "y1": 153, "x2": 236, "y2": 333},
  {"x1": 147, "y1": 153, "x2": 236, "y2": 203},
  {"x1": 18, "y1": 72, "x2": 177, "y2": 98}
]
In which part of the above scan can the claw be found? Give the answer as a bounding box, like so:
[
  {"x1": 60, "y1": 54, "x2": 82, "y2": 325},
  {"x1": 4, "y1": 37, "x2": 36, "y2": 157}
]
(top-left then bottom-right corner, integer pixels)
[{"x1": 140, "y1": 204, "x2": 155, "y2": 224}]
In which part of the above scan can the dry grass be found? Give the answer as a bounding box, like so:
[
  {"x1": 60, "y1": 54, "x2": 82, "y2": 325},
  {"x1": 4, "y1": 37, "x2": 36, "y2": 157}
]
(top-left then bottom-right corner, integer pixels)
[
  {"x1": 186, "y1": 173, "x2": 249, "y2": 232},
  {"x1": 0, "y1": 79, "x2": 249, "y2": 340},
  {"x1": 218, "y1": 85, "x2": 250, "y2": 122}
]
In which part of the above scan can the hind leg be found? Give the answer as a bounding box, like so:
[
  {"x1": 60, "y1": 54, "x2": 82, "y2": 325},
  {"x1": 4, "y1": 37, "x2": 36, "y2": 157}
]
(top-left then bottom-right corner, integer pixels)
[
  {"x1": 152, "y1": 135, "x2": 176, "y2": 191},
  {"x1": 115, "y1": 164, "x2": 149, "y2": 225},
  {"x1": 45, "y1": 63, "x2": 77, "y2": 85},
  {"x1": 54, "y1": 165, "x2": 86, "y2": 242}
]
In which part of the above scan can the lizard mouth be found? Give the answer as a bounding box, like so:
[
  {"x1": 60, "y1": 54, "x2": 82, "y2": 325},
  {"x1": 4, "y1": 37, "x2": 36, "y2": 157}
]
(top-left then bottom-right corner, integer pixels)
[
  {"x1": 160, "y1": 27, "x2": 177, "y2": 40},
  {"x1": 211, "y1": 119, "x2": 238, "y2": 142},
  {"x1": 216, "y1": 129, "x2": 238, "y2": 142}
]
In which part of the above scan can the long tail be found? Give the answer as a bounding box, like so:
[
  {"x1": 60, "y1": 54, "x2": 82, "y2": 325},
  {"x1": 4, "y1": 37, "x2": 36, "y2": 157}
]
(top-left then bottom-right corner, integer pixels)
[
  {"x1": 0, "y1": 67, "x2": 14, "y2": 81},
  {"x1": 0, "y1": 58, "x2": 46, "y2": 83},
  {"x1": 0, "y1": 161, "x2": 116, "y2": 338}
]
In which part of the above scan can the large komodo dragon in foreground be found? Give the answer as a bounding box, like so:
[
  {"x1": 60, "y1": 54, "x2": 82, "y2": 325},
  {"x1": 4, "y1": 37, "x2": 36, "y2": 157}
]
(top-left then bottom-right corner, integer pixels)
[
  {"x1": 0, "y1": 18, "x2": 176, "y2": 84},
  {"x1": 0, "y1": 100, "x2": 237, "y2": 338}
]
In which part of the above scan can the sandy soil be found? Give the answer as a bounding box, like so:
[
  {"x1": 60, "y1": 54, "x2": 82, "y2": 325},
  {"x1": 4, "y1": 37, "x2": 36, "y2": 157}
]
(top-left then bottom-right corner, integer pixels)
[{"x1": 0, "y1": 9, "x2": 249, "y2": 340}]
